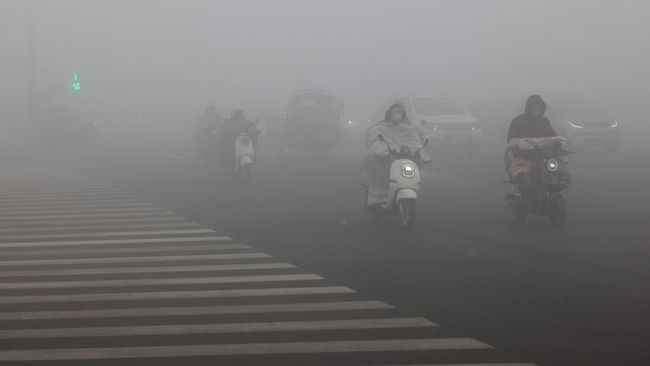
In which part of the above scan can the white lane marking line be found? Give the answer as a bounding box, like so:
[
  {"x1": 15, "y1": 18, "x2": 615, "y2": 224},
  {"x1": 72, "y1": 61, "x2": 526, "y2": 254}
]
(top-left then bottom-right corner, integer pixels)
[
  {"x1": 2, "y1": 211, "x2": 175, "y2": 220},
  {"x1": 375, "y1": 364, "x2": 539, "y2": 366},
  {"x1": 0, "y1": 286, "x2": 355, "y2": 304},
  {"x1": 0, "y1": 198, "x2": 146, "y2": 205},
  {"x1": 0, "y1": 222, "x2": 201, "y2": 233},
  {"x1": 0, "y1": 182, "x2": 98, "y2": 188},
  {"x1": 0, "y1": 192, "x2": 134, "y2": 200},
  {"x1": 0, "y1": 274, "x2": 322, "y2": 290},
  {"x1": 0, "y1": 338, "x2": 492, "y2": 361},
  {"x1": 0, "y1": 262, "x2": 296, "y2": 278},
  {"x1": 0, "y1": 252, "x2": 266, "y2": 267},
  {"x1": 0, "y1": 235, "x2": 231, "y2": 249},
  {"x1": 0, "y1": 318, "x2": 434, "y2": 339},
  {"x1": 0, "y1": 196, "x2": 140, "y2": 204},
  {"x1": 0, "y1": 202, "x2": 154, "y2": 209},
  {"x1": 0, "y1": 184, "x2": 109, "y2": 189},
  {"x1": 0, "y1": 207, "x2": 165, "y2": 216},
  {"x1": 0, "y1": 228, "x2": 215, "y2": 240},
  {"x1": 0, "y1": 188, "x2": 121, "y2": 196},
  {"x1": 0, "y1": 300, "x2": 390, "y2": 320},
  {"x1": 0, "y1": 201, "x2": 150, "y2": 208},
  {"x1": 0, "y1": 217, "x2": 193, "y2": 227},
  {"x1": 0, "y1": 185, "x2": 119, "y2": 191},
  {"x1": 0, "y1": 243, "x2": 249, "y2": 258}
]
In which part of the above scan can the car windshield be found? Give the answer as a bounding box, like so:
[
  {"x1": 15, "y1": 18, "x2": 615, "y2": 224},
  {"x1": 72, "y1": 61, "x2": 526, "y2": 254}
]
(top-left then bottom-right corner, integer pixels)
[
  {"x1": 554, "y1": 101, "x2": 603, "y2": 116},
  {"x1": 412, "y1": 97, "x2": 466, "y2": 116},
  {"x1": 291, "y1": 95, "x2": 338, "y2": 114}
]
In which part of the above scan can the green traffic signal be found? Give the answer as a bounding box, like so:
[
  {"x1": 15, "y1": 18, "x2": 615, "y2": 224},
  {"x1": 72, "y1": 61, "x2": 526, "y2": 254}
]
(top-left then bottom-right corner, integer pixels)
[{"x1": 72, "y1": 73, "x2": 80, "y2": 91}]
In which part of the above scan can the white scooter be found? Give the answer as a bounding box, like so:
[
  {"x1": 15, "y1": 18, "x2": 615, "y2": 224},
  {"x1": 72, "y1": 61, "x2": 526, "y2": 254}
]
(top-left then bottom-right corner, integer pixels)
[
  {"x1": 234, "y1": 133, "x2": 255, "y2": 182},
  {"x1": 363, "y1": 134, "x2": 426, "y2": 229}
]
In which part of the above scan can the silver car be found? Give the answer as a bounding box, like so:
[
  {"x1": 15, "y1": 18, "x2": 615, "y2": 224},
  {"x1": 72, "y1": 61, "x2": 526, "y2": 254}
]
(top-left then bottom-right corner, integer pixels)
[{"x1": 547, "y1": 100, "x2": 622, "y2": 152}]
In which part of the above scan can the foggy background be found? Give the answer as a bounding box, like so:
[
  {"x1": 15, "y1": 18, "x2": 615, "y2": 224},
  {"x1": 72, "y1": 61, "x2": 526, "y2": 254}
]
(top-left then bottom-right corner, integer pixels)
[{"x1": 1, "y1": 0, "x2": 649, "y2": 142}]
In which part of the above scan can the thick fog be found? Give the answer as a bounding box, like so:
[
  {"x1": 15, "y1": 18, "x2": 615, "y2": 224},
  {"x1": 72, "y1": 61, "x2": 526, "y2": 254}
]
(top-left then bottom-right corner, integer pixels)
[{"x1": 1, "y1": 0, "x2": 649, "y2": 138}]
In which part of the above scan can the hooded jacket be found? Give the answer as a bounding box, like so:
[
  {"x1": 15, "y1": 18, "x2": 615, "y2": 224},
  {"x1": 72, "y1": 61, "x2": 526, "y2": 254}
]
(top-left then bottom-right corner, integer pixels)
[
  {"x1": 360, "y1": 104, "x2": 425, "y2": 206},
  {"x1": 507, "y1": 95, "x2": 557, "y2": 142}
]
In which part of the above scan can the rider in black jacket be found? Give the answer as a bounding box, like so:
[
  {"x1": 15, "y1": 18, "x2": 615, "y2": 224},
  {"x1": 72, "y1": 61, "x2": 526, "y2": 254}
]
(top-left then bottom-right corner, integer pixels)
[{"x1": 507, "y1": 95, "x2": 557, "y2": 142}]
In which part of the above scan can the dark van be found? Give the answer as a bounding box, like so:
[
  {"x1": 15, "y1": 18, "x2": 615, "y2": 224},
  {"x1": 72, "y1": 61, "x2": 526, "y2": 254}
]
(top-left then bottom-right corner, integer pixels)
[{"x1": 285, "y1": 89, "x2": 343, "y2": 154}]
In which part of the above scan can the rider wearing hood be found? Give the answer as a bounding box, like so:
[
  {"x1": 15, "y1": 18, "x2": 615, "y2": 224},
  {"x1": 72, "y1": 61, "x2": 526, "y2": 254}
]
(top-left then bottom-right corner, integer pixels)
[
  {"x1": 218, "y1": 108, "x2": 260, "y2": 167},
  {"x1": 507, "y1": 95, "x2": 557, "y2": 142},
  {"x1": 361, "y1": 103, "x2": 426, "y2": 206},
  {"x1": 199, "y1": 104, "x2": 222, "y2": 128}
]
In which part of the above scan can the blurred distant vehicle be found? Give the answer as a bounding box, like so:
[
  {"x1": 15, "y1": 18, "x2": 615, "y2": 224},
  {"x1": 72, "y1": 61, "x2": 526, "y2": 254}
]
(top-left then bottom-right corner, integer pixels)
[
  {"x1": 376, "y1": 95, "x2": 481, "y2": 155},
  {"x1": 284, "y1": 89, "x2": 343, "y2": 155},
  {"x1": 340, "y1": 112, "x2": 365, "y2": 135},
  {"x1": 546, "y1": 100, "x2": 622, "y2": 152}
]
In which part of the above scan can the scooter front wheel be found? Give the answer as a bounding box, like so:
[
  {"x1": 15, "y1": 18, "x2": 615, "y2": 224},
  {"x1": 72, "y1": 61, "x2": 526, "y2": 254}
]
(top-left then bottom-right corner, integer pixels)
[
  {"x1": 398, "y1": 199, "x2": 416, "y2": 229},
  {"x1": 549, "y1": 193, "x2": 566, "y2": 227},
  {"x1": 240, "y1": 163, "x2": 252, "y2": 183}
]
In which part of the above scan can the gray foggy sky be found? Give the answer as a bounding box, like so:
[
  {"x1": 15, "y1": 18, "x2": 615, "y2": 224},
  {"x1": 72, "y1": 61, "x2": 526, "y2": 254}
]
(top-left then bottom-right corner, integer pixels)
[{"x1": 1, "y1": 0, "x2": 649, "y2": 124}]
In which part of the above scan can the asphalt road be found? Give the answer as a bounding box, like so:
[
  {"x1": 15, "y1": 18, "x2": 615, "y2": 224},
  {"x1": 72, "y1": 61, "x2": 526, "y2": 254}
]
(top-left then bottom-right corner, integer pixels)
[{"x1": 1, "y1": 125, "x2": 649, "y2": 365}]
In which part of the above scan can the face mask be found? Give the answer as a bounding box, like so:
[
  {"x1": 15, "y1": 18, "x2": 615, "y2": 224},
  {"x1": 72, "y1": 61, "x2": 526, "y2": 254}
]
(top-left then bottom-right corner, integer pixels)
[{"x1": 391, "y1": 112, "x2": 403, "y2": 123}]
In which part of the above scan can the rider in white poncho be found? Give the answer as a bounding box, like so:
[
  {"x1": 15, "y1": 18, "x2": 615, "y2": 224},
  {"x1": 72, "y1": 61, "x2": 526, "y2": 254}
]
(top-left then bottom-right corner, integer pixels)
[{"x1": 360, "y1": 103, "x2": 428, "y2": 206}]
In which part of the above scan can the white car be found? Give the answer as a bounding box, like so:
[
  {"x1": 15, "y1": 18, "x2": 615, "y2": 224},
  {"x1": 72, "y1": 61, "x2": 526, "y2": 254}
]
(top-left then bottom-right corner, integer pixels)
[{"x1": 377, "y1": 95, "x2": 481, "y2": 155}]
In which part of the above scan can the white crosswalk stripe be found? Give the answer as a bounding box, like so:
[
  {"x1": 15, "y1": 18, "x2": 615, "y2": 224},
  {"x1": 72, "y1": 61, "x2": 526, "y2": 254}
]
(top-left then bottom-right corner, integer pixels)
[
  {"x1": 0, "y1": 252, "x2": 270, "y2": 267},
  {"x1": 0, "y1": 235, "x2": 232, "y2": 249},
  {"x1": 0, "y1": 243, "x2": 251, "y2": 258},
  {"x1": 0, "y1": 228, "x2": 216, "y2": 240},
  {"x1": 0, "y1": 317, "x2": 436, "y2": 339},
  {"x1": 0, "y1": 216, "x2": 195, "y2": 227},
  {"x1": 0, "y1": 168, "x2": 536, "y2": 365},
  {"x1": 0, "y1": 221, "x2": 201, "y2": 233},
  {"x1": 0, "y1": 339, "x2": 492, "y2": 361},
  {"x1": 0, "y1": 301, "x2": 390, "y2": 320},
  {"x1": 0, "y1": 262, "x2": 296, "y2": 278},
  {"x1": 0, "y1": 206, "x2": 166, "y2": 215}
]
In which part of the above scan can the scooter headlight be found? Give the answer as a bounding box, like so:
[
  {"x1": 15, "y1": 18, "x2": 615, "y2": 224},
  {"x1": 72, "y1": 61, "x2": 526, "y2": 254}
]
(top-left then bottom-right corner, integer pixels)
[
  {"x1": 402, "y1": 163, "x2": 416, "y2": 178},
  {"x1": 546, "y1": 158, "x2": 559, "y2": 172}
]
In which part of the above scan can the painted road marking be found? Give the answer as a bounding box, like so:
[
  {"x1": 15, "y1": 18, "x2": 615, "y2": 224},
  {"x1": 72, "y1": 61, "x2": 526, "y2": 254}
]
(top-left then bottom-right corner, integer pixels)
[
  {"x1": 0, "y1": 235, "x2": 232, "y2": 249},
  {"x1": 0, "y1": 301, "x2": 390, "y2": 321},
  {"x1": 0, "y1": 339, "x2": 492, "y2": 361},
  {"x1": 0, "y1": 286, "x2": 356, "y2": 304},
  {"x1": 0, "y1": 273, "x2": 323, "y2": 290}
]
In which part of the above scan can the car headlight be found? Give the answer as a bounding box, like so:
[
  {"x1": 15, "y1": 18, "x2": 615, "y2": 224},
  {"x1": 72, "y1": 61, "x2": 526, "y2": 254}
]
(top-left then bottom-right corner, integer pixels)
[
  {"x1": 546, "y1": 158, "x2": 559, "y2": 172},
  {"x1": 568, "y1": 120, "x2": 584, "y2": 129},
  {"x1": 402, "y1": 163, "x2": 416, "y2": 177}
]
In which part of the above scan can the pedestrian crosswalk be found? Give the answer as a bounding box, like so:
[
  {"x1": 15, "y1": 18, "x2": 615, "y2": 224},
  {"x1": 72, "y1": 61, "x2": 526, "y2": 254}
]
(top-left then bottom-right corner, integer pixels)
[{"x1": 0, "y1": 166, "x2": 538, "y2": 365}]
